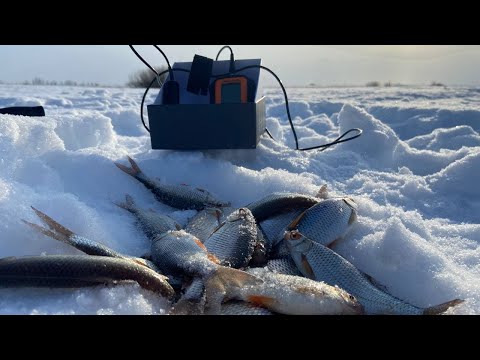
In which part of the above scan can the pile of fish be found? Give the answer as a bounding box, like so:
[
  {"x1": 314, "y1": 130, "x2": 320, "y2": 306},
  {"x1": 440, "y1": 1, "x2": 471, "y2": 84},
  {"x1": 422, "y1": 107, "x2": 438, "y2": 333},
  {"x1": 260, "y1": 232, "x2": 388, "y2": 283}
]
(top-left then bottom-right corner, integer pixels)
[{"x1": 3, "y1": 156, "x2": 464, "y2": 315}]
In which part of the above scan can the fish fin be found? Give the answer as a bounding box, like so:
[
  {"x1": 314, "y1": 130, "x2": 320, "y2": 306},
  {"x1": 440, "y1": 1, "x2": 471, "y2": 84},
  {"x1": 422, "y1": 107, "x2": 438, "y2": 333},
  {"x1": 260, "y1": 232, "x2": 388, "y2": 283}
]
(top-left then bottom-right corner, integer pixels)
[
  {"x1": 22, "y1": 220, "x2": 69, "y2": 243},
  {"x1": 192, "y1": 238, "x2": 221, "y2": 264},
  {"x1": 246, "y1": 295, "x2": 276, "y2": 308},
  {"x1": 204, "y1": 267, "x2": 264, "y2": 314},
  {"x1": 348, "y1": 210, "x2": 357, "y2": 225},
  {"x1": 115, "y1": 194, "x2": 136, "y2": 212},
  {"x1": 30, "y1": 207, "x2": 74, "y2": 238},
  {"x1": 114, "y1": 156, "x2": 142, "y2": 177},
  {"x1": 363, "y1": 272, "x2": 390, "y2": 293},
  {"x1": 301, "y1": 254, "x2": 315, "y2": 279},
  {"x1": 205, "y1": 208, "x2": 223, "y2": 225},
  {"x1": 209, "y1": 220, "x2": 226, "y2": 236},
  {"x1": 287, "y1": 210, "x2": 307, "y2": 230},
  {"x1": 423, "y1": 299, "x2": 464, "y2": 315},
  {"x1": 315, "y1": 184, "x2": 329, "y2": 199}
]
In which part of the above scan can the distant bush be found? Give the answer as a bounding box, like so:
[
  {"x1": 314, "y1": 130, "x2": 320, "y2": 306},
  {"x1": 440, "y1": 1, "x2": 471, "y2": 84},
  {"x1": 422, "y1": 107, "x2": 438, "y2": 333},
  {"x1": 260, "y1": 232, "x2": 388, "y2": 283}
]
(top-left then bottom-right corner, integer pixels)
[
  {"x1": 127, "y1": 66, "x2": 168, "y2": 88},
  {"x1": 22, "y1": 78, "x2": 103, "y2": 87},
  {"x1": 431, "y1": 81, "x2": 445, "y2": 87},
  {"x1": 384, "y1": 81, "x2": 392, "y2": 87},
  {"x1": 366, "y1": 81, "x2": 381, "y2": 87}
]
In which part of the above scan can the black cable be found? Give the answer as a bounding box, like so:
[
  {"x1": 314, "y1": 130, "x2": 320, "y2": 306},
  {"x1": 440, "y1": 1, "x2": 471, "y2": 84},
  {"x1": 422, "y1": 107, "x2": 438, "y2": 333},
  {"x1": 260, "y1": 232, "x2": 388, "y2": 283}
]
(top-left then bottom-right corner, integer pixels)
[
  {"x1": 215, "y1": 46, "x2": 234, "y2": 61},
  {"x1": 212, "y1": 64, "x2": 363, "y2": 152},
  {"x1": 129, "y1": 45, "x2": 175, "y2": 81},
  {"x1": 129, "y1": 45, "x2": 159, "y2": 77},
  {"x1": 265, "y1": 128, "x2": 275, "y2": 140},
  {"x1": 153, "y1": 45, "x2": 174, "y2": 80},
  {"x1": 140, "y1": 68, "x2": 190, "y2": 133},
  {"x1": 216, "y1": 45, "x2": 235, "y2": 73}
]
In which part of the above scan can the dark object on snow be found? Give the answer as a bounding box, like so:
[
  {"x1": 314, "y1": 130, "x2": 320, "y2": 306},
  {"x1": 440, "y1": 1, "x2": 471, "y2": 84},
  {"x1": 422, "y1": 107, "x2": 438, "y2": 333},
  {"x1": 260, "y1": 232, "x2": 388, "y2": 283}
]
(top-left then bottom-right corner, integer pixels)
[
  {"x1": 0, "y1": 106, "x2": 45, "y2": 117},
  {"x1": 148, "y1": 58, "x2": 265, "y2": 150}
]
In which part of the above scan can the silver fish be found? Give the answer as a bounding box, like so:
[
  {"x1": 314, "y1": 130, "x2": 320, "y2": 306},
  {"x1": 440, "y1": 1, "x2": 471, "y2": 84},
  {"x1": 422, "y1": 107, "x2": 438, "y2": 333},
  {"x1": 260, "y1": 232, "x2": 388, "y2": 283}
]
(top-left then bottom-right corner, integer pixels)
[
  {"x1": 151, "y1": 230, "x2": 263, "y2": 313},
  {"x1": 185, "y1": 207, "x2": 232, "y2": 243},
  {"x1": 285, "y1": 230, "x2": 464, "y2": 315},
  {"x1": 23, "y1": 207, "x2": 156, "y2": 271},
  {"x1": 115, "y1": 156, "x2": 230, "y2": 210},
  {"x1": 259, "y1": 209, "x2": 305, "y2": 250},
  {"x1": 233, "y1": 267, "x2": 364, "y2": 315},
  {"x1": 246, "y1": 192, "x2": 320, "y2": 222},
  {"x1": 220, "y1": 301, "x2": 273, "y2": 315},
  {"x1": 265, "y1": 257, "x2": 302, "y2": 276},
  {"x1": 288, "y1": 198, "x2": 358, "y2": 247},
  {"x1": 204, "y1": 208, "x2": 258, "y2": 268},
  {"x1": 0, "y1": 255, "x2": 174, "y2": 299},
  {"x1": 117, "y1": 194, "x2": 181, "y2": 240}
]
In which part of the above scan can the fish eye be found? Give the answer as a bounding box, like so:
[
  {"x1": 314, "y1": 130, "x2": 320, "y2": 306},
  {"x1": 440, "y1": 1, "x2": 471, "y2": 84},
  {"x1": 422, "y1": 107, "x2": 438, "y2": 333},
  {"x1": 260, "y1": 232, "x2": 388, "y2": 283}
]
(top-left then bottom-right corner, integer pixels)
[{"x1": 291, "y1": 231, "x2": 302, "y2": 240}]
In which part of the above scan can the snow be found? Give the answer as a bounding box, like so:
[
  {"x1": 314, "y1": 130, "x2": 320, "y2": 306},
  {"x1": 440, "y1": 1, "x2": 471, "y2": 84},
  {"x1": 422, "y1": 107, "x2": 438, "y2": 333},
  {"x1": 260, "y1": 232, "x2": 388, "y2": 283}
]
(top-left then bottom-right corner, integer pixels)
[{"x1": 0, "y1": 84, "x2": 479, "y2": 314}]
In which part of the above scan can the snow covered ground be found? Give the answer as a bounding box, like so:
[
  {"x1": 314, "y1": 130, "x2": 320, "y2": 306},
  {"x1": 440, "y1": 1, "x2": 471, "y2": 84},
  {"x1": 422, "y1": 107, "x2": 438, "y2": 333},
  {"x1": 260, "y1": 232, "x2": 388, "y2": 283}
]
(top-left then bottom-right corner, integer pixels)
[{"x1": 0, "y1": 84, "x2": 479, "y2": 314}]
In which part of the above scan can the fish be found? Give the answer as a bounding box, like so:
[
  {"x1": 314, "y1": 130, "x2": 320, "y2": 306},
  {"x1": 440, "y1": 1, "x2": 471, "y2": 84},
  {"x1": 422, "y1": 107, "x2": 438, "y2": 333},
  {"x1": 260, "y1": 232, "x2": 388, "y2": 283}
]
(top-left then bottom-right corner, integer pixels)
[
  {"x1": 259, "y1": 209, "x2": 305, "y2": 251},
  {"x1": 115, "y1": 156, "x2": 230, "y2": 210},
  {"x1": 0, "y1": 255, "x2": 175, "y2": 299},
  {"x1": 204, "y1": 208, "x2": 258, "y2": 268},
  {"x1": 246, "y1": 192, "x2": 321, "y2": 222},
  {"x1": 22, "y1": 207, "x2": 157, "y2": 271},
  {"x1": 185, "y1": 207, "x2": 234, "y2": 243},
  {"x1": 151, "y1": 230, "x2": 263, "y2": 314},
  {"x1": 284, "y1": 230, "x2": 464, "y2": 315},
  {"x1": 220, "y1": 301, "x2": 274, "y2": 315},
  {"x1": 116, "y1": 194, "x2": 181, "y2": 240},
  {"x1": 265, "y1": 257, "x2": 302, "y2": 276},
  {"x1": 230, "y1": 267, "x2": 364, "y2": 315},
  {"x1": 287, "y1": 198, "x2": 358, "y2": 248}
]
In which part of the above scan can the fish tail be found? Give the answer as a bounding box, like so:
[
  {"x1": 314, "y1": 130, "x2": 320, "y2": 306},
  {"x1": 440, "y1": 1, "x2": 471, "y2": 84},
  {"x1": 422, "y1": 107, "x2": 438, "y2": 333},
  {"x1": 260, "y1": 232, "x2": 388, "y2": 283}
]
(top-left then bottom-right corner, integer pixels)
[
  {"x1": 25, "y1": 207, "x2": 74, "y2": 243},
  {"x1": 115, "y1": 194, "x2": 136, "y2": 213},
  {"x1": 114, "y1": 156, "x2": 142, "y2": 177},
  {"x1": 203, "y1": 266, "x2": 263, "y2": 314},
  {"x1": 423, "y1": 299, "x2": 464, "y2": 315},
  {"x1": 22, "y1": 219, "x2": 68, "y2": 243}
]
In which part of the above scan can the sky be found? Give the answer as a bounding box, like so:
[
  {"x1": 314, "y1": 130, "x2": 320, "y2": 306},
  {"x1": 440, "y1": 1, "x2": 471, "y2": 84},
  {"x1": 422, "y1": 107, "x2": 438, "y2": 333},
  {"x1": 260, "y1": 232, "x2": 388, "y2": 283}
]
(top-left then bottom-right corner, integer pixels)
[{"x1": 0, "y1": 45, "x2": 479, "y2": 86}]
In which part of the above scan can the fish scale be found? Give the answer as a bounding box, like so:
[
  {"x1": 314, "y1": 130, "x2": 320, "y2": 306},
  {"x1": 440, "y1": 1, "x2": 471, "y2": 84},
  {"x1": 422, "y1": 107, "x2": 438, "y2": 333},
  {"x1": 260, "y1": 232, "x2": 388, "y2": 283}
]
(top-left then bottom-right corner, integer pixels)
[
  {"x1": 286, "y1": 233, "x2": 462, "y2": 315},
  {"x1": 246, "y1": 192, "x2": 320, "y2": 222},
  {"x1": 220, "y1": 301, "x2": 273, "y2": 315},
  {"x1": 152, "y1": 230, "x2": 217, "y2": 278},
  {"x1": 204, "y1": 208, "x2": 257, "y2": 268},
  {"x1": 265, "y1": 257, "x2": 302, "y2": 276},
  {"x1": 118, "y1": 195, "x2": 180, "y2": 240},
  {"x1": 295, "y1": 198, "x2": 357, "y2": 246},
  {"x1": 185, "y1": 207, "x2": 235, "y2": 243}
]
